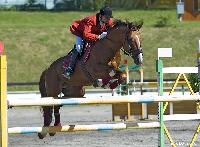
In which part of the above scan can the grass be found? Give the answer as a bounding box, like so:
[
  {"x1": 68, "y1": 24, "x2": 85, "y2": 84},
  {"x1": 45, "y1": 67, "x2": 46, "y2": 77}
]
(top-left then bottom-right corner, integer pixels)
[{"x1": 0, "y1": 10, "x2": 200, "y2": 91}]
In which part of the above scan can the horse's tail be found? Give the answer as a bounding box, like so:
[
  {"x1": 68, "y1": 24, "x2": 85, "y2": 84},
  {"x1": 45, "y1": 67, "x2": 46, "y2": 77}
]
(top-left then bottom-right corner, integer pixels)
[{"x1": 39, "y1": 69, "x2": 47, "y2": 97}]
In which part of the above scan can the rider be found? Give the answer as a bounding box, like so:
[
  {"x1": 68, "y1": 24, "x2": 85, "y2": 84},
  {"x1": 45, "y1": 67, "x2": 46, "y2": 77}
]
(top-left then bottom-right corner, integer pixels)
[{"x1": 63, "y1": 6, "x2": 113, "y2": 79}]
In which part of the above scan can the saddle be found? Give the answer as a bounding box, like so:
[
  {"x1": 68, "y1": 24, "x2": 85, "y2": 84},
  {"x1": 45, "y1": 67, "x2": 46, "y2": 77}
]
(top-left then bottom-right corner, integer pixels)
[{"x1": 63, "y1": 42, "x2": 94, "y2": 69}]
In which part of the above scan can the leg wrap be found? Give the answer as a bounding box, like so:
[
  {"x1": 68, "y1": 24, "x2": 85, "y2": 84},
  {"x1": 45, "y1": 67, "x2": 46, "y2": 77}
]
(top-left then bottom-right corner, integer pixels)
[{"x1": 97, "y1": 77, "x2": 120, "y2": 89}]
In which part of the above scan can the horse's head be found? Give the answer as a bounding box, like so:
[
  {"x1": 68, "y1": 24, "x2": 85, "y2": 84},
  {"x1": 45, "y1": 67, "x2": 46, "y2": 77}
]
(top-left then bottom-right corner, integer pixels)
[{"x1": 122, "y1": 21, "x2": 143, "y2": 65}]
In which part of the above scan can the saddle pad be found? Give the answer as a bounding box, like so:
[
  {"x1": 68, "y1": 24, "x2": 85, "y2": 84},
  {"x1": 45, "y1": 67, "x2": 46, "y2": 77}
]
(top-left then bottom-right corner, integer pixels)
[{"x1": 63, "y1": 42, "x2": 94, "y2": 69}]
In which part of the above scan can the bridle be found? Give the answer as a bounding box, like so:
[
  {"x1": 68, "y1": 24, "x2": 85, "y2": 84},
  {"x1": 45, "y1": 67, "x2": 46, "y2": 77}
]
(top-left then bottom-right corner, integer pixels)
[{"x1": 121, "y1": 28, "x2": 142, "y2": 57}]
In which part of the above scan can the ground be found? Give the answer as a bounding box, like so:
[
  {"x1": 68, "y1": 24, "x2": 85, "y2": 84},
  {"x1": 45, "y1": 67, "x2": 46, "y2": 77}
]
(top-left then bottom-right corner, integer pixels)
[{"x1": 8, "y1": 105, "x2": 200, "y2": 147}]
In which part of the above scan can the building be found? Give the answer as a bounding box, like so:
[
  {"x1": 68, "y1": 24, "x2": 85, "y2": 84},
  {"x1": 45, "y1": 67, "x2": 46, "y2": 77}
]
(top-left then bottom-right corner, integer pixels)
[
  {"x1": 0, "y1": 0, "x2": 55, "y2": 10},
  {"x1": 183, "y1": 0, "x2": 200, "y2": 21}
]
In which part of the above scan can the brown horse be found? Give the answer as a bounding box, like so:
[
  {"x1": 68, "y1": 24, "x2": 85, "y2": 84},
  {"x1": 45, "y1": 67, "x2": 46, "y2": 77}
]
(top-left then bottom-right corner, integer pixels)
[{"x1": 38, "y1": 20, "x2": 143, "y2": 139}]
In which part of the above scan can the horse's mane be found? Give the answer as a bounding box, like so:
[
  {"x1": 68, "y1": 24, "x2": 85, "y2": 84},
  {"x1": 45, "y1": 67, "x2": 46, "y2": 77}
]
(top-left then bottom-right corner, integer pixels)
[{"x1": 112, "y1": 19, "x2": 143, "y2": 31}]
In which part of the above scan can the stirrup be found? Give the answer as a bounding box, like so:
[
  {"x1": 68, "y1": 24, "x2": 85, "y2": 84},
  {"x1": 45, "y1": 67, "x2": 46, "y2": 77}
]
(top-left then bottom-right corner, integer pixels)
[
  {"x1": 62, "y1": 70, "x2": 71, "y2": 79},
  {"x1": 63, "y1": 67, "x2": 73, "y2": 78}
]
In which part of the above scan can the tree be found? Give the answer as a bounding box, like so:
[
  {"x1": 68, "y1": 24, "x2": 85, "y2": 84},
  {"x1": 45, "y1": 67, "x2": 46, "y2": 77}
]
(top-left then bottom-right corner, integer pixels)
[{"x1": 27, "y1": 0, "x2": 36, "y2": 5}]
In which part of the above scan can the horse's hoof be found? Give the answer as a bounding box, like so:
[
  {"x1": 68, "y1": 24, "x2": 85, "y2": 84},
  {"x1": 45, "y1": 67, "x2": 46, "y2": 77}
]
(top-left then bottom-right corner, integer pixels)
[
  {"x1": 38, "y1": 132, "x2": 47, "y2": 139},
  {"x1": 49, "y1": 132, "x2": 56, "y2": 136},
  {"x1": 49, "y1": 123, "x2": 61, "y2": 137}
]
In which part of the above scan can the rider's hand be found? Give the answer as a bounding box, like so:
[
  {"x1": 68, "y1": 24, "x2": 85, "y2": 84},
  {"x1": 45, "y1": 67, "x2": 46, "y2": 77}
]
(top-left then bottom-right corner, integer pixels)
[
  {"x1": 98, "y1": 32, "x2": 107, "y2": 40},
  {"x1": 134, "y1": 50, "x2": 143, "y2": 65},
  {"x1": 138, "y1": 53, "x2": 143, "y2": 64}
]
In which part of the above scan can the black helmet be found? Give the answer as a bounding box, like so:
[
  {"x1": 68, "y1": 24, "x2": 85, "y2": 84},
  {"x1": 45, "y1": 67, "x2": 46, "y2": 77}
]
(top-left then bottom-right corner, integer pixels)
[{"x1": 100, "y1": 6, "x2": 113, "y2": 18}]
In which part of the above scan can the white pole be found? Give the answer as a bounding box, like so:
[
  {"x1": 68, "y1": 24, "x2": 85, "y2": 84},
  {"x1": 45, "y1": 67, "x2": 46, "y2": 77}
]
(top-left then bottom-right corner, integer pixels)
[{"x1": 8, "y1": 95, "x2": 200, "y2": 107}]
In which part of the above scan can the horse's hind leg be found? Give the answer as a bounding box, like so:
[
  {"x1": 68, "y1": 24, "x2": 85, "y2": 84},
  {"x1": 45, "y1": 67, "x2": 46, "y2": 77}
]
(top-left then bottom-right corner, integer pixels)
[
  {"x1": 49, "y1": 86, "x2": 85, "y2": 136},
  {"x1": 37, "y1": 70, "x2": 52, "y2": 139},
  {"x1": 43, "y1": 106, "x2": 53, "y2": 126},
  {"x1": 38, "y1": 70, "x2": 62, "y2": 139},
  {"x1": 48, "y1": 105, "x2": 61, "y2": 137},
  {"x1": 46, "y1": 83, "x2": 62, "y2": 137},
  {"x1": 53, "y1": 106, "x2": 61, "y2": 126}
]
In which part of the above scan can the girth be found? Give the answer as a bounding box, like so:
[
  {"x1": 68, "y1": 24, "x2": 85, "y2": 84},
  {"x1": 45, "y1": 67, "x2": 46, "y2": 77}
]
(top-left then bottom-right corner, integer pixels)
[{"x1": 79, "y1": 59, "x2": 96, "y2": 84}]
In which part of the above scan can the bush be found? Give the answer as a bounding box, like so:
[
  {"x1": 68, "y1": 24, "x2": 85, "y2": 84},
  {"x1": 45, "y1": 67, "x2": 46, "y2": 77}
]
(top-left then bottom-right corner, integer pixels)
[
  {"x1": 154, "y1": 16, "x2": 170, "y2": 27},
  {"x1": 27, "y1": 0, "x2": 36, "y2": 5},
  {"x1": 21, "y1": 3, "x2": 45, "y2": 11},
  {"x1": 80, "y1": 0, "x2": 106, "y2": 10},
  {"x1": 188, "y1": 73, "x2": 199, "y2": 93}
]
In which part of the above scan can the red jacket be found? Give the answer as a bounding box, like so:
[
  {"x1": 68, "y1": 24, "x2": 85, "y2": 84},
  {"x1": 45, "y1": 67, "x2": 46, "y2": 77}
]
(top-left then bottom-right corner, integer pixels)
[{"x1": 70, "y1": 13, "x2": 113, "y2": 41}]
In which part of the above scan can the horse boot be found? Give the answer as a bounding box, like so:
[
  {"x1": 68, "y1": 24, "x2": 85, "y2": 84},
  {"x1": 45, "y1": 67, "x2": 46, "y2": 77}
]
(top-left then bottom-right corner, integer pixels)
[
  {"x1": 38, "y1": 106, "x2": 53, "y2": 139},
  {"x1": 49, "y1": 106, "x2": 61, "y2": 136},
  {"x1": 63, "y1": 48, "x2": 79, "y2": 79}
]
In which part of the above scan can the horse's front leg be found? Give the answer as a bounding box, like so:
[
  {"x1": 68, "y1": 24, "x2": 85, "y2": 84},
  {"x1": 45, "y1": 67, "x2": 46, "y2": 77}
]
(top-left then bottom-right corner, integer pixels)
[
  {"x1": 113, "y1": 69, "x2": 127, "y2": 84},
  {"x1": 93, "y1": 64, "x2": 125, "y2": 89},
  {"x1": 93, "y1": 63, "x2": 117, "y2": 78}
]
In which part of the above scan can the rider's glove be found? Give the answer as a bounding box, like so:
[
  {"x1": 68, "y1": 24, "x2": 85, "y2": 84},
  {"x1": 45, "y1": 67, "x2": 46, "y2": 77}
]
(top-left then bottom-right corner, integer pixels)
[
  {"x1": 98, "y1": 32, "x2": 107, "y2": 40},
  {"x1": 138, "y1": 53, "x2": 143, "y2": 64}
]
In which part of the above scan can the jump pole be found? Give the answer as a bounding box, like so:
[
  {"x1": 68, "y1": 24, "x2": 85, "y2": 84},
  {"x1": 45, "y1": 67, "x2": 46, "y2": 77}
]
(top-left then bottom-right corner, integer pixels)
[
  {"x1": 7, "y1": 95, "x2": 200, "y2": 107},
  {"x1": 8, "y1": 123, "x2": 127, "y2": 134},
  {"x1": 0, "y1": 42, "x2": 8, "y2": 147},
  {"x1": 8, "y1": 122, "x2": 160, "y2": 134},
  {"x1": 157, "y1": 48, "x2": 172, "y2": 147}
]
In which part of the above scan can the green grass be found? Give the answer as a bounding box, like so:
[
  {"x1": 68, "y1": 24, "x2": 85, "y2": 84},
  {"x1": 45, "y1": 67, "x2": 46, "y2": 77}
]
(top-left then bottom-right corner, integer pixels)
[{"x1": 0, "y1": 10, "x2": 200, "y2": 91}]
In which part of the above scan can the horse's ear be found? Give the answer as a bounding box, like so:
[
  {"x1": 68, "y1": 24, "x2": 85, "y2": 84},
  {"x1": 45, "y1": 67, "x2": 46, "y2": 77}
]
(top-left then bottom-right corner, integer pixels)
[
  {"x1": 136, "y1": 21, "x2": 143, "y2": 30},
  {"x1": 125, "y1": 20, "x2": 131, "y2": 28},
  {"x1": 128, "y1": 22, "x2": 136, "y2": 30}
]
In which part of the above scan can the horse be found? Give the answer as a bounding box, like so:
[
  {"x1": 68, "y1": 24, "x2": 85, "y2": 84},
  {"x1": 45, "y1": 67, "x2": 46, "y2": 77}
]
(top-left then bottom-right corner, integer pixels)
[{"x1": 38, "y1": 20, "x2": 143, "y2": 139}]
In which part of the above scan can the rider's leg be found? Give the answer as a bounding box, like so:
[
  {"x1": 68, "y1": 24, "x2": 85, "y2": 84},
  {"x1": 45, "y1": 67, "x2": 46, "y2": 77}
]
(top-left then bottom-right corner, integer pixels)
[
  {"x1": 63, "y1": 36, "x2": 83, "y2": 78},
  {"x1": 75, "y1": 36, "x2": 83, "y2": 55}
]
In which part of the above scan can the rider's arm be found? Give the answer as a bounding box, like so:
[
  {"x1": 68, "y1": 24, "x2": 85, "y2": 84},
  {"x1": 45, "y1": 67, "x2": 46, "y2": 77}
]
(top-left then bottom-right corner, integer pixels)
[{"x1": 83, "y1": 19, "x2": 99, "y2": 41}]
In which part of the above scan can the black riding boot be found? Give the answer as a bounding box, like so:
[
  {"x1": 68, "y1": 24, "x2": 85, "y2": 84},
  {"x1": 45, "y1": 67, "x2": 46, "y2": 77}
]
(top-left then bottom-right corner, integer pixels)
[{"x1": 63, "y1": 49, "x2": 79, "y2": 79}]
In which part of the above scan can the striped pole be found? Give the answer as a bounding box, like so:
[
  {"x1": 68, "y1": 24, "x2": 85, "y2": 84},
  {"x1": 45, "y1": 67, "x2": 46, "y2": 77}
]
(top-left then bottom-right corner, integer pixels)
[
  {"x1": 8, "y1": 122, "x2": 161, "y2": 134},
  {"x1": 0, "y1": 54, "x2": 8, "y2": 147},
  {"x1": 8, "y1": 123, "x2": 127, "y2": 134},
  {"x1": 157, "y1": 59, "x2": 164, "y2": 147},
  {"x1": 157, "y1": 48, "x2": 172, "y2": 147}
]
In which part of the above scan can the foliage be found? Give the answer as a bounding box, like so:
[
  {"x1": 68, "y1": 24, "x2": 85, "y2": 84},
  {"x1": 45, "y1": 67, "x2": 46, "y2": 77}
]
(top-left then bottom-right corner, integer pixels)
[
  {"x1": 188, "y1": 73, "x2": 199, "y2": 93},
  {"x1": 154, "y1": 15, "x2": 170, "y2": 27},
  {"x1": 27, "y1": 0, "x2": 36, "y2": 5},
  {"x1": 80, "y1": 0, "x2": 106, "y2": 10}
]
